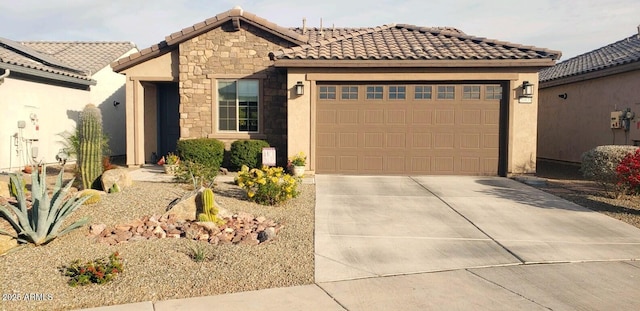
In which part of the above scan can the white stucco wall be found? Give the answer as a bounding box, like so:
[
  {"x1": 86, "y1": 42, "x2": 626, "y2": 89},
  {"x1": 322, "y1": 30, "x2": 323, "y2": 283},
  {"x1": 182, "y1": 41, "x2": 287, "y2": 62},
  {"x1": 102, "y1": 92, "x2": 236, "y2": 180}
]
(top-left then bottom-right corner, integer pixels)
[
  {"x1": 0, "y1": 76, "x2": 90, "y2": 172},
  {"x1": 91, "y1": 47, "x2": 138, "y2": 156}
]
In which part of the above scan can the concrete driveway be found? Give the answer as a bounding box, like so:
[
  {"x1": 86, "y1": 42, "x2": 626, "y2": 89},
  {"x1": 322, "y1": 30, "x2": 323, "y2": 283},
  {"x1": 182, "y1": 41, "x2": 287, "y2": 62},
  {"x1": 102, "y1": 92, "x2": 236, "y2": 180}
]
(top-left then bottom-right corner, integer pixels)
[
  {"x1": 314, "y1": 175, "x2": 640, "y2": 310},
  {"x1": 85, "y1": 174, "x2": 640, "y2": 311}
]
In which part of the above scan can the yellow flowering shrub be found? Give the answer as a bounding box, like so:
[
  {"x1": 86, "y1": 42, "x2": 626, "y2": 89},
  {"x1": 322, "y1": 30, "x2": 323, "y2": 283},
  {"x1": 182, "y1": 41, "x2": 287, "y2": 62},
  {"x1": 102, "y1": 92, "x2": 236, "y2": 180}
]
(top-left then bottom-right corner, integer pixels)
[{"x1": 235, "y1": 165, "x2": 300, "y2": 205}]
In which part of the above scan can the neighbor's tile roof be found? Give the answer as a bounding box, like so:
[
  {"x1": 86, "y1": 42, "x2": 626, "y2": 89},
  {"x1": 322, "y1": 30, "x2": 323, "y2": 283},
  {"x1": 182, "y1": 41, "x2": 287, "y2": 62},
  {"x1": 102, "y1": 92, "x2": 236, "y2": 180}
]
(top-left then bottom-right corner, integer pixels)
[
  {"x1": 273, "y1": 24, "x2": 560, "y2": 61},
  {"x1": 21, "y1": 41, "x2": 136, "y2": 74},
  {"x1": 540, "y1": 34, "x2": 640, "y2": 82},
  {"x1": 0, "y1": 37, "x2": 89, "y2": 81}
]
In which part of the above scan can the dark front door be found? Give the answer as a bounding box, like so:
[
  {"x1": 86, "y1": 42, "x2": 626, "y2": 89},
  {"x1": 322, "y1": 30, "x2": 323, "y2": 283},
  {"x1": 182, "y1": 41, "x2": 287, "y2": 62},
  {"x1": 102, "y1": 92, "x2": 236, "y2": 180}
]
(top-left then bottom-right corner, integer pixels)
[{"x1": 157, "y1": 83, "x2": 180, "y2": 158}]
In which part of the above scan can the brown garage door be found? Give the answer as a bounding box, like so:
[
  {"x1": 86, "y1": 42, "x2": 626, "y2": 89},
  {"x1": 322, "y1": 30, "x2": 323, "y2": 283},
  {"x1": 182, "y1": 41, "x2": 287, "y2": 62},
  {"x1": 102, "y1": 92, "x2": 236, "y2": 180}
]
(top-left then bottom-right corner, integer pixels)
[{"x1": 316, "y1": 83, "x2": 502, "y2": 175}]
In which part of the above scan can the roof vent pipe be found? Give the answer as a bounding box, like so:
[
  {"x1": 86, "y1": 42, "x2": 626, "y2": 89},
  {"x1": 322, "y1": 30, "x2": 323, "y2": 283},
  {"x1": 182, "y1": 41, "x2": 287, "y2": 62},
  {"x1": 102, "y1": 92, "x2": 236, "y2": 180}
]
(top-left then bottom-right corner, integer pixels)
[
  {"x1": 320, "y1": 18, "x2": 324, "y2": 37},
  {"x1": 637, "y1": 24, "x2": 640, "y2": 38},
  {"x1": 302, "y1": 18, "x2": 307, "y2": 35}
]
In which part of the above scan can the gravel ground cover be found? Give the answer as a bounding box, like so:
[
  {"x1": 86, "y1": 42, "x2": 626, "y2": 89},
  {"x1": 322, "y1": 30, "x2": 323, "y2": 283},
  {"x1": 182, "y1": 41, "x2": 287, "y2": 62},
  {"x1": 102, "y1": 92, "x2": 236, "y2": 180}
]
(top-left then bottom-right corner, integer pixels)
[{"x1": 0, "y1": 167, "x2": 315, "y2": 311}]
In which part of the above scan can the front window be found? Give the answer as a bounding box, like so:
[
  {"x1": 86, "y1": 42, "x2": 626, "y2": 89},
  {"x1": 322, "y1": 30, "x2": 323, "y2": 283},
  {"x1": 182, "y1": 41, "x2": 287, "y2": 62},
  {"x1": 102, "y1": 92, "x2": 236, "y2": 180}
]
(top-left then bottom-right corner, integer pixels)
[{"x1": 218, "y1": 79, "x2": 259, "y2": 132}]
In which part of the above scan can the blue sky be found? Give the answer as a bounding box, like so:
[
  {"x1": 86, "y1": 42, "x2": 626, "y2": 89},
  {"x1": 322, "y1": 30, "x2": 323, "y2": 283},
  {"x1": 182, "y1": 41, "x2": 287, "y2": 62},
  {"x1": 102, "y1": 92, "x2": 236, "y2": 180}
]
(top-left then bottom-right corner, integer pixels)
[{"x1": 1, "y1": 0, "x2": 639, "y2": 61}]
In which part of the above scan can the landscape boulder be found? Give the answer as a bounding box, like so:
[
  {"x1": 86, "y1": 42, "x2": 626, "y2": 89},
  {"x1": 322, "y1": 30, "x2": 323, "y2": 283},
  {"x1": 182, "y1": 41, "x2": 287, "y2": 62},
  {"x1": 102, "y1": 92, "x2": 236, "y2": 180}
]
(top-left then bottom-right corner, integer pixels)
[{"x1": 101, "y1": 168, "x2": 132, "y2": 193}]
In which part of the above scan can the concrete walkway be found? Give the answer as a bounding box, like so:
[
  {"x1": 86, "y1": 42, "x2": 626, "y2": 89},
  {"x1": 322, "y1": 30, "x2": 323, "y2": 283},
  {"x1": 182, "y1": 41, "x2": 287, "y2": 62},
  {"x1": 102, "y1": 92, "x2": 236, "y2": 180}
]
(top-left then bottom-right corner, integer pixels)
[{"x1": 79, "y1": 175, "x2": 640, "y2": 311}]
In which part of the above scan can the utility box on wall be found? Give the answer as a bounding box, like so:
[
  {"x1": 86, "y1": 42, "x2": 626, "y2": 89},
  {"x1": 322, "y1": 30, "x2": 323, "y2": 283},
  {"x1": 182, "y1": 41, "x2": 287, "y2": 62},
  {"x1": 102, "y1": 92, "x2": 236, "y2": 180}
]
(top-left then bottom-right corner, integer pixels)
[{"x1": 611, "y1": 111, "x2": 623, "y2": 129}]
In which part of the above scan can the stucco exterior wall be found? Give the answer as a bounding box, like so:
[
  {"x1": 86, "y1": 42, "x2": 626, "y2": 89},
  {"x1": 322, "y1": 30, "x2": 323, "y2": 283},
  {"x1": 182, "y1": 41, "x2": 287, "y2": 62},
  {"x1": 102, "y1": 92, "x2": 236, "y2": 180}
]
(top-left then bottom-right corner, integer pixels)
[
  {"x1": 286, "y1": 68, "x2": 541, "y2": 175},
  {"x1": 509, "y1": 73, "x2": 540, "y2": 173},
  {"x1": 538, "y1": 69, "x2": 640, "y2": 163},
  {"x1": 0, "y1": 76, "x2": 90, "y2": 172},
  {"x1": 91, "y1": 47, "x2": 138, "y2": 156},
  {"x1": 121, "y1": 51, "x2": 178, "y2": 166},
  {"x1": 178, "y1": 22, "x2": 294, "y2": 165}
]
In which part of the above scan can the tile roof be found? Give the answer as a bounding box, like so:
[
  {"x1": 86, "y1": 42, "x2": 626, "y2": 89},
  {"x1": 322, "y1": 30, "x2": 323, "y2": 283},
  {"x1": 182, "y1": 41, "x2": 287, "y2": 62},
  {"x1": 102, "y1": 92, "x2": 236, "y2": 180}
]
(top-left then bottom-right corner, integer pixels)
[
  {"x1": 0, "y1": 38, "x2": 134, "y2": 84},
  {"x1": 21, "y1": 41, "x2": 136, "y2": 74},
  {"x1": 0, "y1": 37, "x2": 89, "y2": 81},
  {"x1": 540, "y1": 34, "x2": 640, "y2": 82},
  {"x1": 113, "y1": 6, "x2": 560, "y2": 72},
  {"x1": 272, "y1": 24, "x2": 561, "y2": 61}
]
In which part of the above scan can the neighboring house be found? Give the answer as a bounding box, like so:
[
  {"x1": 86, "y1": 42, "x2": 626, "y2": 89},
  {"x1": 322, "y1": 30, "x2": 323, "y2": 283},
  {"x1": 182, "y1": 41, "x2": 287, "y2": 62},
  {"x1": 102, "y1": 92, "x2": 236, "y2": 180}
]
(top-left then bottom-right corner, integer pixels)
[
  {"x1": 0, "y1": 38, "x2": 138, "y2": 172},
  {"x1": 112, "y1": 6, "x2": 560, "y2": 176},
  {"x1": 539, "y1": 31, "x2": 640, "y2": 164}
]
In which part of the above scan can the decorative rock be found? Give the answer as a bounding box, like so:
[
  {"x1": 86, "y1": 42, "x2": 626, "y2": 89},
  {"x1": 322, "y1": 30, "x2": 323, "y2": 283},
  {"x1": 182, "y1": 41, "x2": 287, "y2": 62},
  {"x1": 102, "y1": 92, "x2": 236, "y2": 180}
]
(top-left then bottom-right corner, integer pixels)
[
  {"x1": 152, "y1": 226, "x2": 166, "y2": 239},
  {"x1": 162, "y1": 189, "x2": 200, "y2": 221},
  {"x1": 89, "y1": 224, "x2": 107, "y2": 236},
  {"x1": 101, "y1": 168, "x2": 132, "y2": 193}
]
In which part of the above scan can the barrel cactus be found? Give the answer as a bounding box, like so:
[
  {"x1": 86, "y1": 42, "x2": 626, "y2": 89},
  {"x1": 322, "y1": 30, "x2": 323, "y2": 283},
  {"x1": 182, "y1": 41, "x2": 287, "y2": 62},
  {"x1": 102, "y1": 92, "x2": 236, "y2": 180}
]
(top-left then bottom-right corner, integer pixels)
[
  {"x1": 197, "y1": 188, "x2": 225, "y2": 226},
  {"x1": 78, "y1": 104, "x2": 104, "y2": 189}
]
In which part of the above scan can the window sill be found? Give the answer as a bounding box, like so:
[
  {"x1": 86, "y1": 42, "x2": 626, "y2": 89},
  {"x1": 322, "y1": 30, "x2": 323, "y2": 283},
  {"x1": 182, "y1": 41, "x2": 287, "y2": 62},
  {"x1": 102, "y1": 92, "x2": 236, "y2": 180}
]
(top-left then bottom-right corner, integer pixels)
[{"x1": 207, "y1": 133, "x2": 267, "y2": 140}]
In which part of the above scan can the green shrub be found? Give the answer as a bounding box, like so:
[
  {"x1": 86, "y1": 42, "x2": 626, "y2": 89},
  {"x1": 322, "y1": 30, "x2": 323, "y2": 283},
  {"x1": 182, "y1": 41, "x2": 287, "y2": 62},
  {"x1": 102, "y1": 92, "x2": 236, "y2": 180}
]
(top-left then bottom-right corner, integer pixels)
[
  {"x1": 63, "y1": 252, "x2": 123, "y2": 287},
  {"x1": 174, "y1": 160, "x2": 218, "y2": 188},
  {"x1": 581, "y1": 145, "x2": 638, "y2": 184},
  {"x1": 176, "y1": 138, "x2": 225, "y2": 171},
  {"x1": 229, "y1": 140, "x2": 270, "y2": 170},
  {"x1": 235, "y1": 165, "x2": 300, "y2": 205}
]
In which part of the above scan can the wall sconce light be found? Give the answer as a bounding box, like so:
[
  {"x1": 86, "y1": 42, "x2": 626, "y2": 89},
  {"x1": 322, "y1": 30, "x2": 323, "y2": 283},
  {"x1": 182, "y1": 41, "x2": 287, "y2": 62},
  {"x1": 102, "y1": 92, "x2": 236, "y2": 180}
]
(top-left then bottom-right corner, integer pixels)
[
  {"x1": 521, "y1": 81, "x2": 533, "y2": 97},
  {"x1": 558, "y1": 93, "x2": 568, "y2": 100},
  {"x1": 295, "y1": 81, "x2": 304, "y2": 96},
  {"x1": 113, "y1": 101, "x2": 121, "y2": 107}
]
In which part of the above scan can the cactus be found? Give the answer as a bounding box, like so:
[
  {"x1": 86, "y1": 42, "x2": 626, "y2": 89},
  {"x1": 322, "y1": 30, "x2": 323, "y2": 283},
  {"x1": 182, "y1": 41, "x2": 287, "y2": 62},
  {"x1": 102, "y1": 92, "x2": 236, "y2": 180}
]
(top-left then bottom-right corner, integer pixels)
[
  {"x1": 197, "y1": 188, "x2": 225, "y2": 226},
  {"x1": 78, "y1": 189, "x2": 102, "y2": 205},
  {"x1": 78, "y1": 104, "x2": 104, "y2": 189}
]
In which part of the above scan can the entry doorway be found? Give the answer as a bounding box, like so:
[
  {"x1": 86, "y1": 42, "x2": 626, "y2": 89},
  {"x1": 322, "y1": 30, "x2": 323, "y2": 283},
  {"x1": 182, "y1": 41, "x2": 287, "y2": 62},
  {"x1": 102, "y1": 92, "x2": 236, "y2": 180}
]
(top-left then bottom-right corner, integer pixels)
[{"x1": 157, "y1": 83, "x2": 179, "y2": 158}]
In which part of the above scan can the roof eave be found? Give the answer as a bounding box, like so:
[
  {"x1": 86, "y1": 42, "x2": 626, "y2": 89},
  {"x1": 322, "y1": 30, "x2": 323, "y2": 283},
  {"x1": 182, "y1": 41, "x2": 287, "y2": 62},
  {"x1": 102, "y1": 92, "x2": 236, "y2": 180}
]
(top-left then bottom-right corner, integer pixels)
[
  {"x1": 273, "y1": 58, "x2": 558, "y2": 68},
  {"x1": 540, "y1": 60, "x2": 640, "y2": 89},
  {"x1": 0, "y1": 63, "x2": 96, "y2": 86}
]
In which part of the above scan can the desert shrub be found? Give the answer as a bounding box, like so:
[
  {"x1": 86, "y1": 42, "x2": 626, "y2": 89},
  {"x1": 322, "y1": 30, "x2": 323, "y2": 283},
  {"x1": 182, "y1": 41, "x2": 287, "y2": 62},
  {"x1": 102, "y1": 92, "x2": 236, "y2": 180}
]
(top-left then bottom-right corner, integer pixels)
[
  {"x1": 581, "y1": 145, "x2": 638, "y2": 183},
  {"x1": 616, "y1": 149, "x2": 640, "y2": 194},
  {"x1": 63, "y1": 252, "x2": 123, "y2": 287},
  {"x1": 229, "y1": 140, "x2": 270, "y2": 170},
  {"x1": 174, "y1": 160, "x2": 218, "y2": 188},
  {"x1": 235, "y1": 165, "x2": 299, "y2": 205},
  {"x1": 176, "y1": 138, "x2": 225, "y2": 171},
  {"x1": 581, "y1": 145, "x2": 638, "y2": 195}
]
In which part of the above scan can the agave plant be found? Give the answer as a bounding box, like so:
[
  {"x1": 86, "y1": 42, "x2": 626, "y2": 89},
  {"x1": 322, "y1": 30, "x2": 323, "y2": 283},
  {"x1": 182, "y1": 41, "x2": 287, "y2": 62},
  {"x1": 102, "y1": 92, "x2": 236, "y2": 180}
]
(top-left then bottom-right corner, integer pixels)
[{"x1": 0, "y1": 166, "x2": 90, "y2": 245}]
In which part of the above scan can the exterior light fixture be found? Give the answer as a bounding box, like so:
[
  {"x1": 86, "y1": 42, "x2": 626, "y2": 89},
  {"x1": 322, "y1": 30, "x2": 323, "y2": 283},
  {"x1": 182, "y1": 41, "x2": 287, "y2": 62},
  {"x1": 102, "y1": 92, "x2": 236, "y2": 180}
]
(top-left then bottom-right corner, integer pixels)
[
  {"x1": 295, "y1": 81, "x2": 304, "y2": 95},
  {"x1": 522, "y1": 81, "x2": 533, "y2": 97}
]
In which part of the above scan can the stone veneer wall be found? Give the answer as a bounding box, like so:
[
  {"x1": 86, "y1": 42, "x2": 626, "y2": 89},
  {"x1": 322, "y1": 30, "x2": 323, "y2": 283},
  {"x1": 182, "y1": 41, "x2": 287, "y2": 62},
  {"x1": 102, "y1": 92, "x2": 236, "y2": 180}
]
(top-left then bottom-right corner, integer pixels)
[{"x1": 178, "y1": 22, "x2": 295, "y2": 165}]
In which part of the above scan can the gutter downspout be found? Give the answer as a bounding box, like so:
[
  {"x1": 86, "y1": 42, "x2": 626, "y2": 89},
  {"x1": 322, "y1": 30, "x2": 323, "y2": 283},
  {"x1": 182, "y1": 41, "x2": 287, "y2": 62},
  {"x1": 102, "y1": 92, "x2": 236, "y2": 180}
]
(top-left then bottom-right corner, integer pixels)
[{"x1": 0, "y1": 69, "x2": 9, "y2": 85}]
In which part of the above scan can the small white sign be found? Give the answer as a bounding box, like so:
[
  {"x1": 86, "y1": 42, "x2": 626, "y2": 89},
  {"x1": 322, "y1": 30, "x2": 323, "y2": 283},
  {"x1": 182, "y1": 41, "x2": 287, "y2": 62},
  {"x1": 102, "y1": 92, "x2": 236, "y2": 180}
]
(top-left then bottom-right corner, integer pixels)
[
  {"x1": 262, "y1": 147, "x2": 276, "y2": 166},
  {"x1": 518, "y1": 96, "x2": 533, "y2": 103}
]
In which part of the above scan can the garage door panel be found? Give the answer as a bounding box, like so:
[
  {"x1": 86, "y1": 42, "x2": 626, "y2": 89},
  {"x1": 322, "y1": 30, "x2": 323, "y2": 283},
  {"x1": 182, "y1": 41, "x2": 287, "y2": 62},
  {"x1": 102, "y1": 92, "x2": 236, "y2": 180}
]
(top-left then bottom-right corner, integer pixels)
[
  {"x1": 387, "y1": 133, "x2": 406, "y2": 148},
  {"x1": 434, "y1": 133, "x2": 455, "y2": 149},
  {"x1": 412, "y1": 110, "x2": 433, "y2": 124},
  {"x1": 387, "y1": 110, "x2": 406, "y2": 124},
  {"x1": 435, "y1": 109, "x2": 455, "y2": 125},
  {"x1": 317, "y1": 133, "x2": 336, "y2": 148},
  {"x1": 316, "y1": 83, "x2": 500, "y2": 175},
  {"x1": 364, "y1": 110, "x2": 384, "y2": 124},
  {"x1": 339, "y1": 133, "x2": 358, "y2": 148},
  {"x1": 338, "y1": 110, "x2": 359, "y2": 124},
  {"x1": 364, "y1": 132, "x2": 385, "y2": 148}
]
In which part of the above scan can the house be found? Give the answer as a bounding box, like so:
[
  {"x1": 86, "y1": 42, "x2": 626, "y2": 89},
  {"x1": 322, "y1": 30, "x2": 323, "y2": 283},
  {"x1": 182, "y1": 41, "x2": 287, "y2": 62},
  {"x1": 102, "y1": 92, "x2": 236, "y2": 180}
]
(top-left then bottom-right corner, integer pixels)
[
  {"x1": 538, "y1": 31, "x2": 640, "y2": 166},
  {"x1": 0, "y1": 38, "x2": 138, "y2": 172},
  {"x1": 111, "y1": 6, "x2": 561, "y2": 176}
]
